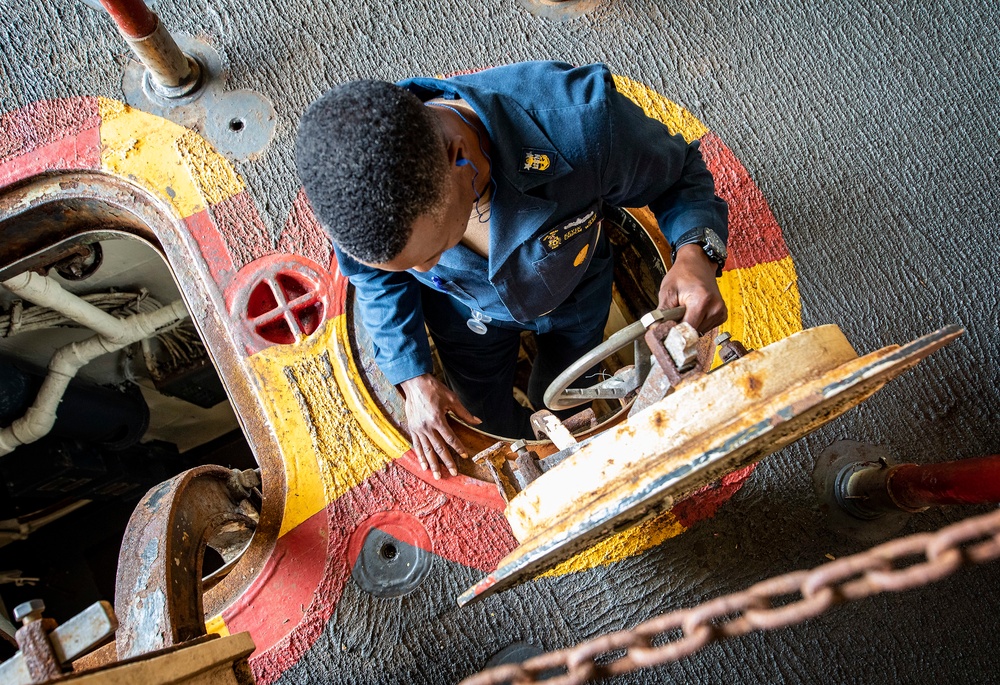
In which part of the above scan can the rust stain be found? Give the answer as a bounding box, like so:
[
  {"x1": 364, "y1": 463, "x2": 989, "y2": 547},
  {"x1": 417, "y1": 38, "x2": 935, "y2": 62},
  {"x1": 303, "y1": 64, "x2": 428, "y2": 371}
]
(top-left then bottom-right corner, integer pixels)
[{"x1": 741, "y1": 373, "x2": 764, "y2": 398}]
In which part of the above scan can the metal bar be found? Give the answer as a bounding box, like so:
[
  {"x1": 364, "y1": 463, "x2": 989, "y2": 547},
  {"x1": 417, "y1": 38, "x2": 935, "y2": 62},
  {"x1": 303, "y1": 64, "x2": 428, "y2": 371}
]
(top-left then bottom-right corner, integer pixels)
[
  {"x1": 0, "y1": 602, "x2": 117, "y2": 685},
  {"x1": 97, "y1": 0, "x2": 157, "y2": 38},
  {"x1": 840, "y1": 455, "x2": 1000, "y2": 517},
  {"x1": 97, "y1": 0, "x2": 197, "y2": 93},
  {"x1": 888, "y1": 456, "x2": 1000, "y2": 509}
]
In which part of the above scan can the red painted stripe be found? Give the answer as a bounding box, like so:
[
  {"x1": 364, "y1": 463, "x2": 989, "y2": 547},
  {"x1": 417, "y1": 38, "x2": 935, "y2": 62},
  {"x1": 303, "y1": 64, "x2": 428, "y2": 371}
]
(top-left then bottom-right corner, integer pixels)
[
  {"x1": 0, "y1": 97, "x2": 100, "y2": 166},
  {"x1": 98, "y1": 0, "x2": 158, "y2": 38},
  {"x1": 699, "y1": 132, "x2": 789, "y2": 271},
  {"x1": 183, "y1": 209, "x2": 236, "y2": 289},
  {"x1": 671, "y1": 463, "x2": 757, "y2": 528},
  {"x1": 208, "y1": 190, "x2": 274, "y2": 272},
  {"x1": 396, "y1": 449, "x2": 508, "y2": 511},
  {"x1": 0, "y1": 126, "x2": 102, "y2": 187},
  {"x1": 223, "y1": 504, "x2": 338, "y2": 656},
  {"x1": 239, "y1": 460, "x2": 516, "y2": 683},
  {"x1": 277, "y1": 189, "x2": 333, "y2": 270}
]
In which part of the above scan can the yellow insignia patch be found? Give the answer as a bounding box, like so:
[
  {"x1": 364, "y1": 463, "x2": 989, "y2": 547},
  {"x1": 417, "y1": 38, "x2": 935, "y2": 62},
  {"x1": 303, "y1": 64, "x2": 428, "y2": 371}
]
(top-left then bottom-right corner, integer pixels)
[
  {"x1": 523, "y1": 153, "x2": 551, "y2": 171},
  {"x1": 574, "y1": 244, "x2": 589, "y2": 267}
]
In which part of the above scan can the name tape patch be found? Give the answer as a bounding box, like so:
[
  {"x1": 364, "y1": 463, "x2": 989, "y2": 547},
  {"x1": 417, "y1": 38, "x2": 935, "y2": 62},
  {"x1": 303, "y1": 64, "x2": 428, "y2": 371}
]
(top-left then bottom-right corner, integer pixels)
[{"x1": 540, "y1": 210, "x2": 600, "y2": 253}]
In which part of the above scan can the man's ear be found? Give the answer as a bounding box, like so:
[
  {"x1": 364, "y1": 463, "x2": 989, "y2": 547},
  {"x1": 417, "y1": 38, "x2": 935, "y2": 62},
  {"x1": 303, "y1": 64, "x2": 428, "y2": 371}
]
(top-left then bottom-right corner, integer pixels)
[{"x1": 445, "y1": 135, "x2": 467, "y2": 168}]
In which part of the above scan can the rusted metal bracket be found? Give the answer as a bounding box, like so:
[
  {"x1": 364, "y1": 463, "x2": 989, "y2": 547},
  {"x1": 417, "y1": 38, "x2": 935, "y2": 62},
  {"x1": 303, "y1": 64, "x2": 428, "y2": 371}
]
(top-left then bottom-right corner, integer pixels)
[
  {"x1": 0, "y1": 601, "x2": 118, "y2": 685},
  {"x1": 114, "y1": 465, "x2": 259, "y2": 660},
  {"x1": 510, "y1": 441, "x2": 544, "y2": 490},
  {"x1": 715, "y1": 332, "x2": 750, "y2": 364},
  {"x1": 631, "y1": 321, "x2": 746, "y2": 417},
  {"x1": 473, "y1": 442, "x2": 519, "y2": 503}
]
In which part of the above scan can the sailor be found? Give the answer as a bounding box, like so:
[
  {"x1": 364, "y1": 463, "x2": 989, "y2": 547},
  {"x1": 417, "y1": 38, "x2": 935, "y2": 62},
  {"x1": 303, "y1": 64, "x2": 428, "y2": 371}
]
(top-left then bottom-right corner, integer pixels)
[{"x1": 295, "y1": 61, "x2": 729, "y2": 479}]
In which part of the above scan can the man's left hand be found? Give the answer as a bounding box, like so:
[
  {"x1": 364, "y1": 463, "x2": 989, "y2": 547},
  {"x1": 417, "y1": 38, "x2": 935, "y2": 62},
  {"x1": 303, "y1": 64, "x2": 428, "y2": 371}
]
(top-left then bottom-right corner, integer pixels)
[{"x1": 657, "y1": 244, "x2": 728, "y2": 334}]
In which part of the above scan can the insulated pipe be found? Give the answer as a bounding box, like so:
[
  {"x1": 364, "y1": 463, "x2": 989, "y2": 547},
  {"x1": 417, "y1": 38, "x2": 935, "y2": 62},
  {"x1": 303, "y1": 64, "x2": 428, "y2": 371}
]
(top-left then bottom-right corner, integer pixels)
[
  {"x1": 97, "y1": 0, "x2": 198, "y2": 94},
  {"x1": 0, "y1": 360, "x2": 149, "y2": 449},
  {"x1": 838, "y1": 455, "x2": 1000, "y2": 517},
  {"x1": 0, "y1": 299, "x2": 188, "y2": 456},
  {"x1": 3, "y1": 271, "x2": 140, "y2": 344}
]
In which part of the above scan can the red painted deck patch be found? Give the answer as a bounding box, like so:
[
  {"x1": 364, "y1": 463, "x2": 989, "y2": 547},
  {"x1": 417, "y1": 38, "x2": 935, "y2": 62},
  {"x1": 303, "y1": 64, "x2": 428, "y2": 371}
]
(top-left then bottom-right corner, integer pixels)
[
  {"x1": 209, "y1": 190, "x2": 274, "y2": 272},
  {"x1": 223, "y1": 504, "x2": 335, "y2": 654},
  {"x1": 277, "y1": 190, "x2": 333, "y2": 269},
  {"x1": 671, "y1": 463, "x2": 758, "y2": 528},
  {"x1": 0, "y1": 97, "x2": 100, "y2": 164},
  {"x1": 395, "y1": 449, "x2": 507, "y2": 511},
  {"x1": 184, "y1": 208, "x2": 237, "y2": 288},
  {"x1": 0, "y1": 126, "x2": 101, "y2": 187},
  {"x1": 244, "y1": 461, "x2": 515, "y2": 683},
  {"x1": 700, "y1": 132, "x2": 789, "y2": 271}
]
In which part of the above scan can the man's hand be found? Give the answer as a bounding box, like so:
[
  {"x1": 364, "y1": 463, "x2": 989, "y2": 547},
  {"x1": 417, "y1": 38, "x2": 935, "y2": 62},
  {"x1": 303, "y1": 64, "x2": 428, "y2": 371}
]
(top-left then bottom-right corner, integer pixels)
[
  {"x1": 658, "y1": 244, "x2": 728, "y2": 333},
  {"x1": 399, "y1": 374, "x2": 482, "y2": 480}
]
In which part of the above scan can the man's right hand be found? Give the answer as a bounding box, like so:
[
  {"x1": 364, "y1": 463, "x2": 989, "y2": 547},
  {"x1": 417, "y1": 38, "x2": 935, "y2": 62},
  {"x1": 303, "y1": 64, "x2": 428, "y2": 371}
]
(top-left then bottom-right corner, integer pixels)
[{"x1": 399, "y1": 374, "x2": 482, "y2": 480}]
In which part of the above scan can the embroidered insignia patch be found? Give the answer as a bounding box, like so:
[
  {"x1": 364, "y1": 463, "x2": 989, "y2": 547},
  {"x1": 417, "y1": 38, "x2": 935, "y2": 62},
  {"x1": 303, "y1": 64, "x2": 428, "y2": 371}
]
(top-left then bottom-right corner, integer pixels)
[
  {"x1": 573, "y1": 244, "x2": 589, "y2": 267},
  {"x1": 521, "y1": 148, "x2": 556, "y2": 174},
  {"x1": 540, "y1": 210, "x2": 600, "y2": 253}
]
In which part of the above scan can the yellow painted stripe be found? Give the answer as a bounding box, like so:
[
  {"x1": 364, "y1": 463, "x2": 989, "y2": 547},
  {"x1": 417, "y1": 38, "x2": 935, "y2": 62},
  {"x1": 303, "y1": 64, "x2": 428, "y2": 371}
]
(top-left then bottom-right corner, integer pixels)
[
  {"x1": 541, "y1": 510, "x2": 686, "y2": 577},
  {"x1": 247, "y1": 316, "x2": 402, "y2": 538},
  {"x1": 175, "y1": 128, "x2": 244, "y2": 206},
  {"x1": 717, "y1": 256, "x2": 803, "y2": 351},
  {"x1": 98, "y1": 98, "x2": 243, "y2": 218},
  {"x1": 329, "y1": 314, "x2": 411, "y2": 461},
  {"x1": 612, "y1": 75, "x2": 710, "y2": 143}
]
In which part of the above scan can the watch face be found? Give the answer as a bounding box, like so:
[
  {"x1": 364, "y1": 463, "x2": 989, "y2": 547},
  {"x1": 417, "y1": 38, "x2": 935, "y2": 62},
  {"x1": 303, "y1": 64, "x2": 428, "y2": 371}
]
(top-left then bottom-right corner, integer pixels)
[{"x1": 704, "y1": 229, "x2": 727, "y2": 260}]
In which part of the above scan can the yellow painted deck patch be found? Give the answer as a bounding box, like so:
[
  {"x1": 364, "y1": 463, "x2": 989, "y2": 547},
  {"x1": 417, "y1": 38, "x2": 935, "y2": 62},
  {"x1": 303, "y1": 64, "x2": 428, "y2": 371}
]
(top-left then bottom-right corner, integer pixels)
[
  {"x1": 98, "y1": 98, "x2": 243, "y2": 217},
  {"x1": 328, "y1": 315, "x2": 411, "y2": 461},
  {"x1": 248, "y1": 318, "x2": 404, "y2": 537},
  {"x1": 541, "y1": 510, "x2": 686, "y2": 577},
  {"x1": 612, "y1": 75, "x2": 710, "y2": 143},
  {"x1": 175, "y1": 128, "x2": 244, "y2": 205},
  {"x1": 718, "y1": 256, "x2": 803, "y2": 350},
  {"x1": 205, "y1": 614, "x2": 230, "y2": 637}
]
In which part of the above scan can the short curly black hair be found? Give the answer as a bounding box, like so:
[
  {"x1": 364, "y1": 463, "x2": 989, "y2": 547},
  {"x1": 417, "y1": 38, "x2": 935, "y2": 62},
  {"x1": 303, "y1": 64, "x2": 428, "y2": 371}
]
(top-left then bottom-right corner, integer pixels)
[{"x1": 295, "y1": 80, "x2": 448, "y2": 263}]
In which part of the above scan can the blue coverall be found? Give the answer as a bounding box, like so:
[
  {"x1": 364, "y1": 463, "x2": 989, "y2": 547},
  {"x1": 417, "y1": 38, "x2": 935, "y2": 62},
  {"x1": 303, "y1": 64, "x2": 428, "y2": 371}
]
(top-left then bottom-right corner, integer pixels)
[{"x1": 335, "y1": 61, "x2": 728, "y2": 438}]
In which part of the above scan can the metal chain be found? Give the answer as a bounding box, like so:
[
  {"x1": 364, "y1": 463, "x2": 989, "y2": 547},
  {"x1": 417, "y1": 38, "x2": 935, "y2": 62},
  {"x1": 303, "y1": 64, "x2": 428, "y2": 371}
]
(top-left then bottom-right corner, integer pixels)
[{"x1": 462, "y1": 507, "x2": 1000, "y2": 685}]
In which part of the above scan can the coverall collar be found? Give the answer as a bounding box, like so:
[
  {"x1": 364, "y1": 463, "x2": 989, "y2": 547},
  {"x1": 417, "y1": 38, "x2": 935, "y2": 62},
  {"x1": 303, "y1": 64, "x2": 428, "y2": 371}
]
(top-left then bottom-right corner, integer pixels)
[{"x1": 402, "y1": 77, "x2": 575, "y2": 277}]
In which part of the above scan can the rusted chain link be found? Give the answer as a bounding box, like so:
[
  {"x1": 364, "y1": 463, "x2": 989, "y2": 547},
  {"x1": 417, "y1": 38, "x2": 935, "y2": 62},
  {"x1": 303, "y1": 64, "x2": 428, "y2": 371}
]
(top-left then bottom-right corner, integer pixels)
[{"x1": 462, "y1": 507, "x2": 1000, "y2": 685}]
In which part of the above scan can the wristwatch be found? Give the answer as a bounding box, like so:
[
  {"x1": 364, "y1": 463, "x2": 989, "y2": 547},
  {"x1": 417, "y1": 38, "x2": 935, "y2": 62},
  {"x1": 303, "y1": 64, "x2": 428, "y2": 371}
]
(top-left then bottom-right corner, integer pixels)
[{"x1": 671, "y1": 227, "x2": 727, "y2": 276}]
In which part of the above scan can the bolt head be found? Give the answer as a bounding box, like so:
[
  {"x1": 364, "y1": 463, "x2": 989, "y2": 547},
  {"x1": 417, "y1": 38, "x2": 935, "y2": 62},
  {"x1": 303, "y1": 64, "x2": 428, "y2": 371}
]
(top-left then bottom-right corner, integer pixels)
[
  {"x1": 13, "y1": 599, "x2": 44, "y2": 623},
  {"x1": 510, "y1": 440, "x2": 528, "y2": 454},
  {"x1": 714, "y1": 332, "x2": 732, "y2": 345}
]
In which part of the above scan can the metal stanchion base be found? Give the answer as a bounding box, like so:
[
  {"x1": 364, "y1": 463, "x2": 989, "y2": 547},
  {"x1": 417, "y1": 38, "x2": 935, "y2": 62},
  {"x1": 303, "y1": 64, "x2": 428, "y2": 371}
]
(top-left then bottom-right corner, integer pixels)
[{"x1": 122, "y1": 34, "x2": 277, "y2": 162}]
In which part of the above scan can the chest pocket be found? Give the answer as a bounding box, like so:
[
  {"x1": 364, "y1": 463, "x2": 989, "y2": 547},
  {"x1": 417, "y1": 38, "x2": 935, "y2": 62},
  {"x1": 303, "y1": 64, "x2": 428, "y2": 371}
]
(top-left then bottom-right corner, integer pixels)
[{"x1": 531, "y1": 209, "x2": 605, "y2": 303}]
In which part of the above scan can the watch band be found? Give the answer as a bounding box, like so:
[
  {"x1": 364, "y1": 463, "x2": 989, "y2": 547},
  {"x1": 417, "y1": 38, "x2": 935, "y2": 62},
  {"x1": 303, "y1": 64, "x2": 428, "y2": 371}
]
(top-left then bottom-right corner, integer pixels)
[{"x1": 671, "y1": 227, "x2": 727, "y2": 277}]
